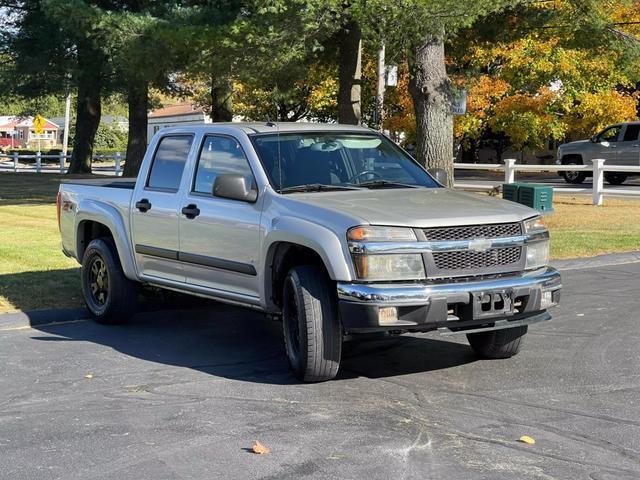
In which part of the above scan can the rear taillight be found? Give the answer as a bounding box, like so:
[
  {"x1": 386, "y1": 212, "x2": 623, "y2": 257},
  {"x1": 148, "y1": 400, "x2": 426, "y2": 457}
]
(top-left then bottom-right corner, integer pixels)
[{"x1": 56, "y1": 191, "x2": 62, "y2": 230}]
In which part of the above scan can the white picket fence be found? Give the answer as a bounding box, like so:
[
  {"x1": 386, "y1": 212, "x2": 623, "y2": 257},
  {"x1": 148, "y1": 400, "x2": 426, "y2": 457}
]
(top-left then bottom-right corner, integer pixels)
[
  {"x1": 0, "y1": 152, "x2": 124, "y2": 176},
  {"x1": 454, "y1": 158, "x2": 640, "y2": 205}
]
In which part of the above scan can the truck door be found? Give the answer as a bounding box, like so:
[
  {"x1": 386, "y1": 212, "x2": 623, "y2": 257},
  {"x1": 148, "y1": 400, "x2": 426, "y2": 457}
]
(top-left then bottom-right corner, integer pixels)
[
  {"x1": 131, "y1": 134, "x2": 194, "y2": 282},
  {"x1": 616, "y1": 124, "x2": 640, "y2": 167},
  {"x1": 593, "y1": 125, "x2": 622, "y2": 164},
  {"x1": 178, "y1": 134, "x2": 262, "y2": 299}
]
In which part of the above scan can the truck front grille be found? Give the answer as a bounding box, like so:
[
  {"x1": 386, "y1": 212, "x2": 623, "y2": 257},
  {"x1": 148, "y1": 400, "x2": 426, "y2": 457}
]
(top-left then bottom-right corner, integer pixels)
[
  {"x1": 422, "y1": 222, "x2": 525, "y2": 278},
  {"x1": 423, "y1": 222, "x2": 522, "y2": 242},
  {"x1": 432, "y1": 247, "x2": 521, "y2": 271}
]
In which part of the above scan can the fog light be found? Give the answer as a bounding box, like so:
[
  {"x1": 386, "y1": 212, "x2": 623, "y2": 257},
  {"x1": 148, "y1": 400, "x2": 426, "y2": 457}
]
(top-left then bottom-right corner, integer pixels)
[
  {"x1": 379, "y1": 307, "x2": 398, "y2": 325},
  {"x1": 540, "y1": 290, "x2": 555, "y2": 309}
]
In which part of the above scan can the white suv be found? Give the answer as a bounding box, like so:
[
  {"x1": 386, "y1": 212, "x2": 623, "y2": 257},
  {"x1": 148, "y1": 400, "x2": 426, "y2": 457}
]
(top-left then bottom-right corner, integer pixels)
[{"x1": 557, "y1": 122, "x2": 640, "y2": 185}]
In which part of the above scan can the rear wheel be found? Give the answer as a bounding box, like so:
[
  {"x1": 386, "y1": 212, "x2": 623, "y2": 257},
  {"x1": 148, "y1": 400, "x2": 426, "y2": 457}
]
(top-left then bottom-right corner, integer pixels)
[
  {"x1": 561, "y1": 158, "x2": 586, "y2": 184},
  {"x1": 467, "y1": 325, "x2": 527, "y2": 359},
  {"x1": 81, "y1": 238, "x2": 138, "y2": 324},
  {"x1": 282, "y1": 265, "x2": 342, "y2": 382},
  {"x1": 605, "y1": 173, "x2": 627, "y2": 185}
]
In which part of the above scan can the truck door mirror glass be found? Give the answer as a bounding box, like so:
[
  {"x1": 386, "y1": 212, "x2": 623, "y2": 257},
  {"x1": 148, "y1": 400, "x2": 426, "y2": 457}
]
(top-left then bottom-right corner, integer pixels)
[
  {"x1": 213, "y1": 174, "x2": 258, "y2": 202},
  {"x1": 428, "y1": 168, "x2": 448, "y2": 185}
]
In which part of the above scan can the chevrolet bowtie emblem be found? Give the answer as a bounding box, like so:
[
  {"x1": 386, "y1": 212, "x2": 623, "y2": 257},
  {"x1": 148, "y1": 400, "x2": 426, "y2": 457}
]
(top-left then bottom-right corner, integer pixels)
[{"x1": 468, "y1": 238, "x2": 493, "y2": 252}]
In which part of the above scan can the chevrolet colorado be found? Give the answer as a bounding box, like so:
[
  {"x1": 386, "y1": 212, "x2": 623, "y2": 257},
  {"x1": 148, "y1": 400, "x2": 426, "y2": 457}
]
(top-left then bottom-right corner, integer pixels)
[{"x1": 58, "y1": 123, "x2": 561, "y2": 381}]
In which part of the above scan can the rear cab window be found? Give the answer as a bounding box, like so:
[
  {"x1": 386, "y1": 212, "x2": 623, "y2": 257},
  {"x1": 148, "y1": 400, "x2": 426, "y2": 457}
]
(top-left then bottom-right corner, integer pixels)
[{"x1": 146, "y1": 135, "x2": 194, "y2": 191}]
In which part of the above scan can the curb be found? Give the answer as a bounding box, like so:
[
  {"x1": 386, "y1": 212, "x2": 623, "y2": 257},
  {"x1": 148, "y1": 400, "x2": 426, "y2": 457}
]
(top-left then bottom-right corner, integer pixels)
[
  {"x1": 0, "y1": 308, "x2": 89, "y2": 331},
  {"x1": 552, "y1": 251, "x2": 640, "y2": 271}
]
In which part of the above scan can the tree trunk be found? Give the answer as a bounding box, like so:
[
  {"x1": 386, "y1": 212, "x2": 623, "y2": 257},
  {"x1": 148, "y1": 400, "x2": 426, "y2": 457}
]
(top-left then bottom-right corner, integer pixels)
[
  {"x1": 123, "y1": 80, "x2": 148, "y2": 177},
  {"x1": 408, "y1": 34, "x2": 454, "y2": 186},
  {"x1": 211, "y1": 74, "x2": 233, "y2": 122},
  {"x1": 337, "y1": 21, "x2": 362, "y2": 125},
  {"x1": 67, "y1": 43, "x2": 102, "y2": 174}
]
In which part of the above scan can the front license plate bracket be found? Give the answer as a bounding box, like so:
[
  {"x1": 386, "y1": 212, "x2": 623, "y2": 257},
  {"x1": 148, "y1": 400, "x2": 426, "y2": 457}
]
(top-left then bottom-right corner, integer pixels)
[{"x1": 472, "y1": 289, "x2": 514, "y2": 319}]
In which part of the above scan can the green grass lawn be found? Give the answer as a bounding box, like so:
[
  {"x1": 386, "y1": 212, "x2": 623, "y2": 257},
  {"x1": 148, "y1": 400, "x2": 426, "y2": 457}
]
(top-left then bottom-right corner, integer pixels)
[
  {"x1": 0, "y1": 172, "x2": 639, "y2": 313},
  {"x1": 545, "y1": 195, "x2": 640, "y2": 258},
  {"x1": 0, "y1": 203, "x2": 81, "y2": 312}
]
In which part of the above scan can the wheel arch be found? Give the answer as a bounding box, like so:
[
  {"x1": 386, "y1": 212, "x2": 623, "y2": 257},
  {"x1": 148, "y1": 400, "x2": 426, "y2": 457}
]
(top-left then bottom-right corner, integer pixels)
[
  {"x1": 560, "y1": 153, "x2": 584, "y2": 165},
  {"x1": 263, "y1": 240, "x2": 342, "y2": 313},
  {"x1": 75, "y1": 200, "x2": 137, "y2": 280}
]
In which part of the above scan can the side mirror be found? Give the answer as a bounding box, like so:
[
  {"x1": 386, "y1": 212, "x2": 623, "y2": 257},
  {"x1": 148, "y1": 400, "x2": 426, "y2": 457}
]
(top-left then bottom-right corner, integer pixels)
[
  {"x1": 428, "y1": 168, "x2": 448, "y2": 186},
  {"x1": 590, "y1": 135, "x2": 597, "y2": 143},
  {"x1": 213, "y1": 174, "x2": 258, "y2": 202},
  {"x1": 600, "y1": 140, "x2": 610, "y2": 147}
]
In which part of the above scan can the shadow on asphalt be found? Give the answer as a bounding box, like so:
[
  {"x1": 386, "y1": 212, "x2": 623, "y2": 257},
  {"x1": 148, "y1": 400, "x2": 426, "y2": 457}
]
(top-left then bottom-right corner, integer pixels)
[{"x1": 29, "y1": 302, "x2": 477, "y2": 384}]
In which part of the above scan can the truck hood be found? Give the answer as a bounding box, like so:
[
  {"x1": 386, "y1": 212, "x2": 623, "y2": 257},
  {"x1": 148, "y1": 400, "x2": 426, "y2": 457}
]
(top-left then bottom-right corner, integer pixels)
[
  {"x1": 560, "y1": 139, "x2": 590, "y2": 148},
  {"x1": 286, "y1": 187, "x2": 537, "y2": 228}
]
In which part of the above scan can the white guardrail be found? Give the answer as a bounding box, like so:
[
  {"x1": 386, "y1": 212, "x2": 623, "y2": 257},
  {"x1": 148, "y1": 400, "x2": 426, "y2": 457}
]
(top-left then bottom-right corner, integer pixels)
[
  {"x1": 0, "y1": 152, "x2": 124, "y2": 176},
  {"x1": 454, "y1": 158, "x2": 640, "y2": 205}
]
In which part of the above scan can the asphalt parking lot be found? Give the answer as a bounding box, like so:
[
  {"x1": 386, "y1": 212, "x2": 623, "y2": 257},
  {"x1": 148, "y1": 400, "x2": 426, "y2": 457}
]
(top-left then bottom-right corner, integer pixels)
[{"x1": 1, "y1": 262, "x2": 639, "y2": 479}]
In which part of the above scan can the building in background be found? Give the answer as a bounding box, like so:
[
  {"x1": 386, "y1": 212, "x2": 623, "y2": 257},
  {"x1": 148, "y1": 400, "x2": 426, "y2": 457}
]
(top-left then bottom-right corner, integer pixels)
[
  {"x1": 50, "y1": 114, "x2": 129, "y2": 146},
  {"x1": 147, "y1": 103, "x2": 211, "y2": 142},
  {"x1": 0, "y1": 116, "x2": 60, "y2": 149}
]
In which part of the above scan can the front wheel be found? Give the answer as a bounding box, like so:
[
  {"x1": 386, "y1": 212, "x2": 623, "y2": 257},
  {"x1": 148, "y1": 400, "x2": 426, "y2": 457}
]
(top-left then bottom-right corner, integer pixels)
[
  {"x1": 467, "y1": 325, "x2": 527, "y2": 359},
  {"x1": 561, "y1": 160, "x2": 586, "y2": 184},
  {"x1": 81, "y1": 238, "x2": 138, "y2": 324},
  {"x1": 282, "y1": 265, "x2": 342, "y2": 382}
]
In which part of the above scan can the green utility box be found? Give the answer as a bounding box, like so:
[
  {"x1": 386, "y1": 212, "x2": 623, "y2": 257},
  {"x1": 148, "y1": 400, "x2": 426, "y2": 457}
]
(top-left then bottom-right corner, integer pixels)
[{"x1": 502, "y1": 183, "x2": 554, "y2": 214}]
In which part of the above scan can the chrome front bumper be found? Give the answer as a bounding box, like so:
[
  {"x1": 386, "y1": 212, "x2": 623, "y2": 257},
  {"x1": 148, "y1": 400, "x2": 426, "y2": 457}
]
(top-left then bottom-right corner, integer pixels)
[{"x1": 337, "y1": 267, "x2": 561, "y2": 333}]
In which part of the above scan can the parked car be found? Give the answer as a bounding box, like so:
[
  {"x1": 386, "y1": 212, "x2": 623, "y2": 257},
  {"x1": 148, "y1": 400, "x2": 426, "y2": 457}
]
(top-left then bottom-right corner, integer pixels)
[
  {"x1": 557, "y1": 122, "x2": 640, "y2": 184},
  {"x1": 58, "y1": 123, "x2": 561, "y2": 382}
]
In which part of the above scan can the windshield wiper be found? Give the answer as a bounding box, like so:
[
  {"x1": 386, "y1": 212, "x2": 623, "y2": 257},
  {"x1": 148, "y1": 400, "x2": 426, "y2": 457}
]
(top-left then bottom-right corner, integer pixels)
[
  {"x1": 353, "y1": 180, "x2": 418, "y2": 189},
  {"x1": 279, "y1": 184, "x2": 359, "y2": 194}
]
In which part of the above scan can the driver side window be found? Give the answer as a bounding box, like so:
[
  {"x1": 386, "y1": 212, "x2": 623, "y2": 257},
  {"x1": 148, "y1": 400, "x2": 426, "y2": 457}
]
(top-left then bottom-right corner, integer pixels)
[
  {"x1": 598, "y1": 126, "x2": 622, "y2": 143},
  {"x1": 193, "y1": 135, "x2": 254, "y2": 195}
]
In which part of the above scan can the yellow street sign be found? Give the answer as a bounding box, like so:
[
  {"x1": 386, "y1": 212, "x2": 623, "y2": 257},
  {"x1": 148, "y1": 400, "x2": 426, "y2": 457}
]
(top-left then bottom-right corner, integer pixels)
[{"x1": 33, "y1": 114, "x2": 45, "y2": 134}]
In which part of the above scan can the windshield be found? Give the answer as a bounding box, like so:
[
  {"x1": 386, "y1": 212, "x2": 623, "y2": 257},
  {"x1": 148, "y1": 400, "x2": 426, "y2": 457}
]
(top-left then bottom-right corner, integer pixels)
[{"x1": 250, "y1": 132, "x2": 440, "y2": 192}]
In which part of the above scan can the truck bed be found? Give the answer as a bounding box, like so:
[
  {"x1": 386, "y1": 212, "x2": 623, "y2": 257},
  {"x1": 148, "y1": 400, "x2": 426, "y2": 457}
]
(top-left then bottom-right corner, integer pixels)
[{"x1": 60, "y1": 178, "x2": 136, "y2": 189}]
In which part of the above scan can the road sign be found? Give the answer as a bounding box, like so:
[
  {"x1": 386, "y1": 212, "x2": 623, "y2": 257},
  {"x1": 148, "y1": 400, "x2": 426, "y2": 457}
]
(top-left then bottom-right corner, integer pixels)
[{"x1": 33, "y1": 115, "x2": 46, "y2": 134}]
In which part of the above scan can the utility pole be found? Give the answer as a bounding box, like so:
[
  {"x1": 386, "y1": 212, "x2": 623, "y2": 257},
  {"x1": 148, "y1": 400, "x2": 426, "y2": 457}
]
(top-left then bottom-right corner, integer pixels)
[
  {"x1": 62, "y1": 89, "x2": 71, "y2": 157},
  {"x1": 375, "y1": 42, "x2": 386, "y2": 131}
]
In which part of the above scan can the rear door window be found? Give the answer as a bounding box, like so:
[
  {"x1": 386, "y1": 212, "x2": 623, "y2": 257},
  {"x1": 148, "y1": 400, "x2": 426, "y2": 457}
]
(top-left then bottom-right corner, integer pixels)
[
  {"x1": 147, "y1": 135, "x2": 193, "y2": 191},
  {"x1": 623, "y1": 124, "x2": 640, "y2": 142}
]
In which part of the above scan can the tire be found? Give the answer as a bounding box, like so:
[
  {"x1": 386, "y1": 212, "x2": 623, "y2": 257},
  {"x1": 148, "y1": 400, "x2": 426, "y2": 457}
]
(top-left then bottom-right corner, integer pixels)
[
  {"x1": 282, "y1": 265, "x2": 342, "y2": 382},
  {"x1": 467, "y1": 325, "x2": 528, "y2": 359},
  {"x1": 605, "y1": 173, "x2": 627, "y2": 185},
  {"x1": 561, "y1": 159, "x2": 586, "y2": 184},
  {"x1": 81, "y1": 238, "x2": 138, "y2": 324}
]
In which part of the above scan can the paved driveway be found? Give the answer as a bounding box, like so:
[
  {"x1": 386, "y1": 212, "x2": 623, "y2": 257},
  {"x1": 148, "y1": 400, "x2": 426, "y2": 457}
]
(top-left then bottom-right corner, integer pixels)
[{"x1": 1, "y1": 262, "x2": 639, "y2": 479}]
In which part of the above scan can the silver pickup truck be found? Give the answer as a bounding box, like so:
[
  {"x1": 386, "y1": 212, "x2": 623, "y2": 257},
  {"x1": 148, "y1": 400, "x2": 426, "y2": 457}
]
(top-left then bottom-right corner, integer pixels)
[{"x1": 58, "y1": 122, "x2": 561, "y2": 382}]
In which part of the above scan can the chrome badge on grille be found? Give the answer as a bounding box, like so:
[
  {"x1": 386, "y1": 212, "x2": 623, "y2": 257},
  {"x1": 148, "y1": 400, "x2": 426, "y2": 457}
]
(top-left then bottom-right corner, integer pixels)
[{"x1": 468, "y1": 238, "x2": 493, "y2": 252}]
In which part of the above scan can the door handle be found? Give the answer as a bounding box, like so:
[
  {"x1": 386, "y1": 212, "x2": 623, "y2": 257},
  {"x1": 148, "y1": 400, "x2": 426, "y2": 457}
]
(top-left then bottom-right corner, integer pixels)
[
  {"x1": 181, "y1": 204, "x2": 200, "y2": 219},
  {"x1": 135, "y1": 198, "x2": 151, "y2": 212},
  {"x1": 633, "y1": 144, "x2": 639, "y2": 147}
]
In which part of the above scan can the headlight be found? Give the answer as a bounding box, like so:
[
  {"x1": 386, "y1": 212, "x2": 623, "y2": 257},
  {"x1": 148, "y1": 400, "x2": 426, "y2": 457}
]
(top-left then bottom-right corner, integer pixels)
[
  {"x1": 353, "y1": 253, "x2": 426, "y2": 281},
  {"x1": 525, "y1": 241, "x2": 549, "y2": 270},
  {"x1": 347, "y1": 226, "x2": 416, "y2": 242},
  {"x1": 523, "y1": 216, "x2": 546, "y2": 233}
]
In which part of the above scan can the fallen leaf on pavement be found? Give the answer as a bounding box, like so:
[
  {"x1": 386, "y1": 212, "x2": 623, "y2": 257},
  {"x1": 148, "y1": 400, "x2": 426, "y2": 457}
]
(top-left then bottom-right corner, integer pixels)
[
  {"x1": 519, "y1": 435, "x2": 535, "y2": 445},
  {"x1": 251, "y1": 441, "x2": 270, "y2": 454},
  {"x1": 84, "y1": 374, "x2": 93, "y2": 379}
]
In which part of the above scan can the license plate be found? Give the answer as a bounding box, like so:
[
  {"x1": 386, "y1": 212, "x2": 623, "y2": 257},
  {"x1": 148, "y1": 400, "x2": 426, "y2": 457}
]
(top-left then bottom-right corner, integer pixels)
[{"x1": 471, "y1": 289, "x2": 514, "y2": 319}]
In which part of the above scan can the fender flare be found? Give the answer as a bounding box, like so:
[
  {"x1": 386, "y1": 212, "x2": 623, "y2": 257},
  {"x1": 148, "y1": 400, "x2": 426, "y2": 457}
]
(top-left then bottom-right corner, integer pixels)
[{"x1": 75, "y1": 199, "x2": 138, "y2": 280}]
